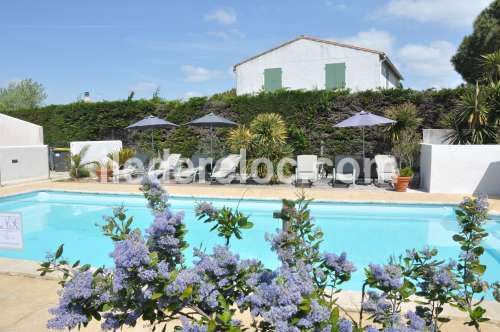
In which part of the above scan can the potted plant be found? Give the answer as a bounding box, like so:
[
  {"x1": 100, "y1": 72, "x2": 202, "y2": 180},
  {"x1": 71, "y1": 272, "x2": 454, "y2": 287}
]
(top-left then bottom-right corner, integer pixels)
[
  {"x1": 95, "y1": 160, "x2": 114, "y2": 182},
  {"x1": 395, "y1": 167, "x2": 413, "y2": 192}
]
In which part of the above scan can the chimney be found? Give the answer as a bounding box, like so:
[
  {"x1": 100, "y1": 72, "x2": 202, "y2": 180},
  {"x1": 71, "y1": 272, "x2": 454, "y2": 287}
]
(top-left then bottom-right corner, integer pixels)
[{"x1": 83, "y1": 91, "x2": 91, "y2": 103}]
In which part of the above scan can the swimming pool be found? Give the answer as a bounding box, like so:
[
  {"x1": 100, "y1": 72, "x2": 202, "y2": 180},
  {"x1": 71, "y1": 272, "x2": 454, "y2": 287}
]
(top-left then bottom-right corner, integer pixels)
[{"x1": 0, "y1": 190, "x2": 499, "y2": 291}]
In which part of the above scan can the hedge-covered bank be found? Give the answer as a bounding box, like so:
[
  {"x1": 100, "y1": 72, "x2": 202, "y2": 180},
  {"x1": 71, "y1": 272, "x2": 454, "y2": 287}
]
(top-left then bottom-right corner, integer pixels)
[{"x1": 5, "y1": 88, "x2": 463, "y2": 158}]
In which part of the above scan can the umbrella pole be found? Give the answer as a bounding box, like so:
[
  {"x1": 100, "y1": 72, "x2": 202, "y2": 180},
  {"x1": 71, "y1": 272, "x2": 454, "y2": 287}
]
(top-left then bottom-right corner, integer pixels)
[
  {"x1": 151, "y1": 130, "x2": 154, "y2": 152},
  {"x1": 210, "y1": 124, "x2": 213, "y2": 170},
  {"x1": 362, "y1": 127, "x2": 365, "y2": 183}
]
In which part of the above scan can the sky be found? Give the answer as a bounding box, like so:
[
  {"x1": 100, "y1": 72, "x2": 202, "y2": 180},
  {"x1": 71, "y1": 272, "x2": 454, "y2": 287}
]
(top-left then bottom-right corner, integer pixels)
[{"x1": 0, "y1": 0, "x2": 493, "y2": 104}]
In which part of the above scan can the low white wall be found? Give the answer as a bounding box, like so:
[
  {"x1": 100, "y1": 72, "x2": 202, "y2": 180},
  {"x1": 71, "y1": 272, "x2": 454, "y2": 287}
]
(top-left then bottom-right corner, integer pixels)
[
  {"x1": 420, "y1": 144, "x2": 500, "y2": 195},
  {"x1": 0, "y1": 145, "x2": 49, "y2": 185},
  {"x1": 422, "y1": 129, "x2": 453, "y2": 144},
  {"x1": 70, "y1": 140, "x2": 122, "y2": 164},
  {"x1": 0, "y1": 113, "x2": 44, "y2": 146}
]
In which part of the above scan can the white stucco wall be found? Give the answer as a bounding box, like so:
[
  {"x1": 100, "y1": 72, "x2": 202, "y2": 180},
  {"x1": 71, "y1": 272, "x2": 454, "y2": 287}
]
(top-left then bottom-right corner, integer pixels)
[
  {"x1": 0, "y1": 113, "x2": 44, "y2": 146},
  {"x1": 0, "y1": 145, "x2": 49, "y2": 185},
  {"x1": 422, "y1": 129, "x2": 453, "y2": 144},
  {"x1": 380, "y1": 62, "x2": 399, "y2": 89},
  {"x1": 70, "y1": 140, "x2": 122, "y2": 164},
  {"x1": 419, "y1": 144, "x2": 500, "y2": 195},
  {"x1": 235, "y1": 38, "x2": 400, "y2": 95}
]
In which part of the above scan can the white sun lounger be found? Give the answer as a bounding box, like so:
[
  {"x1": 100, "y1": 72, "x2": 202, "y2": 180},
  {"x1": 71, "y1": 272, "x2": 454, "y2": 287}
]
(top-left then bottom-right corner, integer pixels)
[
  {"x1": 295, "y1": 155, "x2": 318, "y2": 187},
  {"x1": 211, "y1": 154, "x2": 241, "y2": 183},
  {"x1": 106, "y1": 160, "x2": 138, "y2": 182},
  {"x1": 332, "y1": 155, "x2": 357, "y2": 186},
  {"x1": 149, "y1": 153, "x2": 182, "y2": 180},
  {"x1": 375, "y1": 154, "x2": 398, "y2": 185},
  {"x1": 175, "y1": 154, "x2": 209, "y2": 183}
]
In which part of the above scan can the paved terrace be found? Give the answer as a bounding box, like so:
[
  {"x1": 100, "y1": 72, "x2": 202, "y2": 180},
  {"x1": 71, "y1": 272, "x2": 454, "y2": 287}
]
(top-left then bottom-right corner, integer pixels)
[{"x1": 0, "y1": 180, "x2": 499, "y2": 331}]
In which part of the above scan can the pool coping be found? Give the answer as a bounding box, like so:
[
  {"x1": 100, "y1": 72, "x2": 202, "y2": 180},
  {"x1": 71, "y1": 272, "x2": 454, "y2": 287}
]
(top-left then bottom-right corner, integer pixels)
[{"x1": 2, "y1": 188, "x2": 500, "y2": 216}]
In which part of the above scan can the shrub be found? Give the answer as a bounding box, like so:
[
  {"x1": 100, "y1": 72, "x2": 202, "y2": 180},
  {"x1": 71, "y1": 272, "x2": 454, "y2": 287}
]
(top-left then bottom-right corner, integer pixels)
[
  {"x1": 5, "y1": 88, "x2": 463, "y2": 157},
  {"x1": 69, "y1": 145, "x2": 92, "y2": 178},
  {"x1": 399, "y1": 167, "x2": 414, "y2": 177},
  {"x1": 228, "y1": 113, "x2": 292, "y2": 183}
]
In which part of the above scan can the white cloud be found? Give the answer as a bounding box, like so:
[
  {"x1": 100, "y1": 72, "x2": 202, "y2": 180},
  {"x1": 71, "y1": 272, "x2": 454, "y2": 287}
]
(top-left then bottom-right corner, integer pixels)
[
  {"x1": 204, "y1": 8, "x2": 237, "y2": 25},
  {"x1": 336, "y1": 29, "x2": 394, "y2": 54},
  {"x1": 397, "y1": 41, "x2": 463, "y2": 88},
  {"x1": 382, "y1": 0, "x2": 492, "y2": 27},
  {"x1": 181, "y1": 65, "x2": 222, "y2": 83},
  {"x1": 129, "y1": 81, "x2": 158, "y2": 93}
]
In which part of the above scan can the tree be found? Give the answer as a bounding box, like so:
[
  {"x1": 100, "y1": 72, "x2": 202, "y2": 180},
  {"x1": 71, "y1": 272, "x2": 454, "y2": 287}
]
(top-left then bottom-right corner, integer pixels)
[
  {"x1": 451, "y1": 0, "x2": 500, "y2": 83},
  {"x1": 0, "y1": 79, "x2": 47, "y2": 111}
]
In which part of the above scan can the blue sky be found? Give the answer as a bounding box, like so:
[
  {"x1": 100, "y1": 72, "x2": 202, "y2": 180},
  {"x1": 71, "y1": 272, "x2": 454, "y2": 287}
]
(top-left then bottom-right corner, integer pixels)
[{"x1": 0, "y1": 0, "x2": 493, "y2": 104}]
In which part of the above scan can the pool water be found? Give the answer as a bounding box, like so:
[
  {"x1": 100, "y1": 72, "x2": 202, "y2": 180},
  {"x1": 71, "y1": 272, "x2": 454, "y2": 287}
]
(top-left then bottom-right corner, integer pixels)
[{"x1": 0, "y1": 191, "x2": 499, "y2": 292}]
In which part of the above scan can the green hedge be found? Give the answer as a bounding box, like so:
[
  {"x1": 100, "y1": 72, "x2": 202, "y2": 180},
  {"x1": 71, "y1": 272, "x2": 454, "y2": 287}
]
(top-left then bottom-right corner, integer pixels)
[{"x1": 5, "y1": 88, "x2": 463, "y2": 158}]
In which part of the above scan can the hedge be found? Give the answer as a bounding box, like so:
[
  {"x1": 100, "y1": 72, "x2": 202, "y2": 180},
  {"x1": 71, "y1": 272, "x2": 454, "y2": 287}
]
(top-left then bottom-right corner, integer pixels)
[{"x1": 5, "y1": 88, "x2": 463, "y2": 158}]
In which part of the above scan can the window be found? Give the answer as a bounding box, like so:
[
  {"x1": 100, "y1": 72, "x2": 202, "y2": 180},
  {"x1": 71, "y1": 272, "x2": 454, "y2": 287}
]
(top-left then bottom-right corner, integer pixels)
[
  {"x1": 264, "y1": 68, "x2": 282, "y2": 92},
  {"x1": 325, "y1": 63, "x2": 346, "y2": 90}
]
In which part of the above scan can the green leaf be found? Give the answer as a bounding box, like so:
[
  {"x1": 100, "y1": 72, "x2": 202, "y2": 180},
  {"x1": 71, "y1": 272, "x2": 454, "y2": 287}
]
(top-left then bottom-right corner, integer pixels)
[
  {"x1": 180, "y1": 286, "x2": 193, "y2": 300},
  {"x1": 55, "y1": 244, "x2": 64, "y2": 259},
  {"x1": 470, "y1": 264, "x2": 486, "y2": 275},
  {"x1": 240, "y1": 222, "x2": 253, "y2": 229}
]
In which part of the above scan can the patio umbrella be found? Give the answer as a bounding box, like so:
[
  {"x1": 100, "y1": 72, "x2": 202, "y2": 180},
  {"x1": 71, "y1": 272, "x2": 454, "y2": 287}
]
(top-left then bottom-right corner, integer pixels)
[
  {"x1": 126, "y1": 115, "x2": 178, "y2": 150},
  {"x1": 334, "y1": 109, "x2": 396, "y2": 165},
  {"x1": 187, "y1": 112, "x2": 237, "y2": 166}
]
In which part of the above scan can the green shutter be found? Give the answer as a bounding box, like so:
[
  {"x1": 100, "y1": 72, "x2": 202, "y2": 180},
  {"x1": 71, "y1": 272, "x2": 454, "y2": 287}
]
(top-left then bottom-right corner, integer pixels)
[
  {"x1": 264, "y1": 68, "x2": 282, "y2": 92},
  {"x1": 325, "y1": 63, "x2": 346, "y2": 90}
]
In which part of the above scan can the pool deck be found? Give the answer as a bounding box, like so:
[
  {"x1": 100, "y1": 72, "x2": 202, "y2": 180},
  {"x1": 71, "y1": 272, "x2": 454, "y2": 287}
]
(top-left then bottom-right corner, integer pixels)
[{"x1": 1, "y1": 180, "x2": 500, "y2": 331}]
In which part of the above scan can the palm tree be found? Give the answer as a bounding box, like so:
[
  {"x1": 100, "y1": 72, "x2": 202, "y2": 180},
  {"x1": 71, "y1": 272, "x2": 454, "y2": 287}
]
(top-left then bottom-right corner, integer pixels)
[
  {"x1": 480, "y1": 50, "x2": 500, "y2": 82},
  {"x1": 69, "y1": 145, "x2": 92, "y2": 178},
  {"x1": 227, "y1": 125, "x2": 253, "y2": 152},
  {"x1": 449, "y1": 83, "x2": 498, "y2": 144},
  {"x1": 383, "y1": 103, "x2": 422, "y2": 143}
]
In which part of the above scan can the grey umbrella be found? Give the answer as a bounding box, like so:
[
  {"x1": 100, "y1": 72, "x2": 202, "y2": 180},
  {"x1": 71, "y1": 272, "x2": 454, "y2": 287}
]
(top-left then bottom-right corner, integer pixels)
[
  {"x1": 187, "y1": 112, "x2": 237, "y2": 165},
  {"x1": 334, "y1": 109, "x2": 395, "y2": 163},
  {"x1": 126, "y1": 115, "x2": 178, "y2": 150}
]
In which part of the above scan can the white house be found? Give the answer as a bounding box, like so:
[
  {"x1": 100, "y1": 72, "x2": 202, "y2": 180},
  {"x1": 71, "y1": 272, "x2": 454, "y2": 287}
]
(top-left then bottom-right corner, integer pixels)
[{"x1": 233, "y1": 35, "x2": 402, "y2": 95}]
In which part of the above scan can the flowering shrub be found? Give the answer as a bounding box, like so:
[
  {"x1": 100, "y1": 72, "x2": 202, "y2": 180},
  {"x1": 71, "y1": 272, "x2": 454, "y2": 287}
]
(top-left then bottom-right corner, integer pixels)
[{"x1": 40, "y1": 182, "x2": 499, "y2": 332}]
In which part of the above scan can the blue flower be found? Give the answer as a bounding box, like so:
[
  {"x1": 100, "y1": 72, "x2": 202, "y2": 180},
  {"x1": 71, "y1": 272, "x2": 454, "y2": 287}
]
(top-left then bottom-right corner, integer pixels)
[
  {"x1": 110, "y1": 231, "x2": 150, "y2": 269},
  {"x1": 368, "y1": 264, "x2": 403, "y2": 290},
  {"x1": 323, "y1": 252, "x2": 356, "y2": 274},
  {"x1": 405, "y1": 311, "x2": 425, "y2": 331},
  {"x1": 338, "y1": 318, "x2": 353, "y2": 332},
  {"x1": 47, "y1": 271, "x2": 95, "y2": 330}
]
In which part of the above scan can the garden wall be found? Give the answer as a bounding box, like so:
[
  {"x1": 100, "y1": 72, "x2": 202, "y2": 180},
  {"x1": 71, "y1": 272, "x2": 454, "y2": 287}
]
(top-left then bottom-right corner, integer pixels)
[
  {"x1": 4, "y1": 88, "x2": 462, "y2": 158},
  {"x1": 419, "y1": 143, "x2": 500, "y2": 195},
  {"x1": 0, "y1": 145, "x2": 49, "y2": 185}
]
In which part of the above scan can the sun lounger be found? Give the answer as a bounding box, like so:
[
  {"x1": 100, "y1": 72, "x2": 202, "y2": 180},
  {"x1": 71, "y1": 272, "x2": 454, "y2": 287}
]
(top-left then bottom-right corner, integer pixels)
[
  {"x1": 149, "y1": 153, "x2": 181, "y2": 180},
  {"x1": 375, "y1": 154, "x2": 398, "y2": 186},
  {"x1": 295, "y1": 155, "x2": 318, "y2": 187},
  {"x1": 175, "y1": 154, "x2": 209, "y2": 183},
  {"x1": 107, "y1": 160, "x2": 137, "y2": 182},
  {"x1": 332, "y1": 155, "x2": 357, "y2": 186},
  {"x1": 211, "y1": 154, "x2": 241, "y2": 183}
]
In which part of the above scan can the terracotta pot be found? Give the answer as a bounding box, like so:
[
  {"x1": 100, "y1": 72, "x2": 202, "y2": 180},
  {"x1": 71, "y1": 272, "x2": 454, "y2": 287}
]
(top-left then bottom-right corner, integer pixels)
[
  {"x1": 96, "y1": 169, "x2": 113, "y2": 182},
  {"x1": 395, "y1": 176, "x2": 411, "y2": 192}
]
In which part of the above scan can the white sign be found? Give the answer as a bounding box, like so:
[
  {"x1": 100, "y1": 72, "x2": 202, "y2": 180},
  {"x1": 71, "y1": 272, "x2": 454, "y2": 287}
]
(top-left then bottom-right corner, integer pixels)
[{"x1": 0, "y1": 212, "x2": 23, "y2": 250}]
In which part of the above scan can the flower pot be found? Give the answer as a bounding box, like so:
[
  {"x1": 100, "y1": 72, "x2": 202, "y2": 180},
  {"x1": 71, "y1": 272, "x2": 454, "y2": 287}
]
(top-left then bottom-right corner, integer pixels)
[
  {"x1": 395, "y1": 176, "x2": 411, "y2": 192},
  {"x1": 96, "y1": 169, "x2": 113, "y2": 182}
]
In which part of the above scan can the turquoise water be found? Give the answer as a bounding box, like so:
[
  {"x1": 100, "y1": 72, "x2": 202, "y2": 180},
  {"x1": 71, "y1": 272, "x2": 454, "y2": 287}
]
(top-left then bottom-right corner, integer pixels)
[{"x1": 0, "y1": 190, "x2": 499, "y2": 292}]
